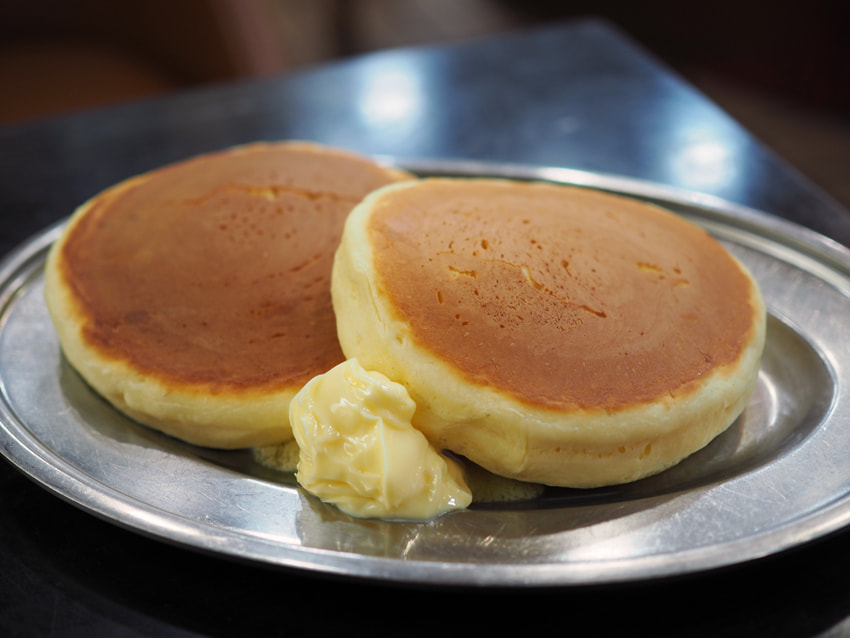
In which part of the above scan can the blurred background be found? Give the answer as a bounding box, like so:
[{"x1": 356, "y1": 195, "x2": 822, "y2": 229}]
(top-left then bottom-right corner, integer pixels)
[{"x1": 1, "y1": 0, "x2": 848, "y2": 209}]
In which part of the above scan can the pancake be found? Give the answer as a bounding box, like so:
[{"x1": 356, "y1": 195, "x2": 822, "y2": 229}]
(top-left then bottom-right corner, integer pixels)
[
  {"x1": 331, "y1": 178, "x2": 766, "y2": 487},
  {"x1": 44, "y1": 141, "x2": 413, "y2": 448}
]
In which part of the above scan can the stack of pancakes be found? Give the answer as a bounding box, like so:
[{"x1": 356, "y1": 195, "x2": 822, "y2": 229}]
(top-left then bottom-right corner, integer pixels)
[{"x1": 45, "y1": 142, "x2": 765, "y2": 488}]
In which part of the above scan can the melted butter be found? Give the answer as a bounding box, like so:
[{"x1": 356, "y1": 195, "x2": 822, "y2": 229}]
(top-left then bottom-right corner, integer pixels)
[
  {"x1": 289, "y1": 358, "x2": 472, "y2": 520},
  {"x1": 252, "y1": 439, "x2": 300, "y2": 473},
  {"x1": 461, "y1": 462, "x2": 545, "y2": 503}
]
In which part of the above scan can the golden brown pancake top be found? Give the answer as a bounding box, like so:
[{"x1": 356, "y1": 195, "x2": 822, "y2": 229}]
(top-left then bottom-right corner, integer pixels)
[
  {"x1": 60, "y1": 143, "x2": 408, "y2": 392},
  {"x1": 367, "y1": 179, "x2": 759, "y2": 410}
]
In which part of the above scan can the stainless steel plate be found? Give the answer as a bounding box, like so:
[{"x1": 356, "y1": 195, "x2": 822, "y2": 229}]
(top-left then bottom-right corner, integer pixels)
[{"x1": 2, "y1": 160, "x2": 849, "y2": 587}]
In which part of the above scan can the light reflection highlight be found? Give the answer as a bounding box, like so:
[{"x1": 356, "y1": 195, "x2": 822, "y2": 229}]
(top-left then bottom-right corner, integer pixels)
[
  {"x1": 660, "y1": 96, "x2": 748, "y2": 197},
  {"x1": 357, "y1": 58, "x2": 425, "y2": 138},
  {"x1": 673, "y1": 139, "x2": 736, "y2": 190}
]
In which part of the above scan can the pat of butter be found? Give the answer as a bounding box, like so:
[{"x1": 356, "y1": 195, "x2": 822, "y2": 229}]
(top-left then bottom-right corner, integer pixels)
[{"x1": 290, "y1": 358, "x2": 472, "y2": 520}]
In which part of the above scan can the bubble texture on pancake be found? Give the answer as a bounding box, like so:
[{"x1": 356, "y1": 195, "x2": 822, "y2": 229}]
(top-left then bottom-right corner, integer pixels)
[
  {"x1": 44, "y1": 141, "x2": 412, "y2": 448},
  {"x1": 332, "y1": 178, "x2": 766, "y2": 487}
]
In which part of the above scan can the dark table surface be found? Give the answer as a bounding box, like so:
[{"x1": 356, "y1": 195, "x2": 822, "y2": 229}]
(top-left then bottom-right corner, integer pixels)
[{"x1": 2, "y1": 18, "x2": 850, "y2": 637}]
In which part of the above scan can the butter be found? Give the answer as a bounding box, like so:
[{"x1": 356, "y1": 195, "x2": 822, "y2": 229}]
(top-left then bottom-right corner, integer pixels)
[{"x1": 290, "y1": 358, "x2": 472, "y2": 520}]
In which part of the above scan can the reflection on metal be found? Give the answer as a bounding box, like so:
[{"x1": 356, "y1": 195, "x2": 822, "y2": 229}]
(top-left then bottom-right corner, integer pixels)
[
  {"x1": 357, "y1": 58, "x2": 425, "y2": 133},
  {"x1": 674, "y1": 140, "x2": 735, "y2": 190}
]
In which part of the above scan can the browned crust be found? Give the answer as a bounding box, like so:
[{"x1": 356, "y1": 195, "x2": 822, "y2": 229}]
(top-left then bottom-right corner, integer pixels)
[
  {"x1": 366, "y1": 179, "x2": 760, "y2": 410},
  {"x1": 56, "y1": 141, "x2": 412, "y2": 393}
]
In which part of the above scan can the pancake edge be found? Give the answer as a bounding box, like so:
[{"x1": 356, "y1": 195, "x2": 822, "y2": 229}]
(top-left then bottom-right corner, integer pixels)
[
  {"x1": 43, "y1": 141, "x2": 412, "y2": 449},
  {"x1": 331, "y1": 178, "x2": 767, "y2": 487}
]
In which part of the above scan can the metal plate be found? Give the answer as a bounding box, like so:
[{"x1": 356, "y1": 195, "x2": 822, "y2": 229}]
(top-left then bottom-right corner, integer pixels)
[{"x1": 1, "y1": 160, "x2": 849, "y2": 587}]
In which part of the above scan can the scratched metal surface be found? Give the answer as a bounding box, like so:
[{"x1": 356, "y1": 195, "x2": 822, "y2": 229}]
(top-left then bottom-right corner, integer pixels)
[{"x1": 0, "y1": 162, "x2": 848, "y2": 587}]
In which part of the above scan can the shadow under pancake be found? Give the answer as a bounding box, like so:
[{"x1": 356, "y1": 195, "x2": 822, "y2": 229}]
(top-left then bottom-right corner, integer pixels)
[{"x1": 56, "y1": 354, "x2": 290, "y2": 483}]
